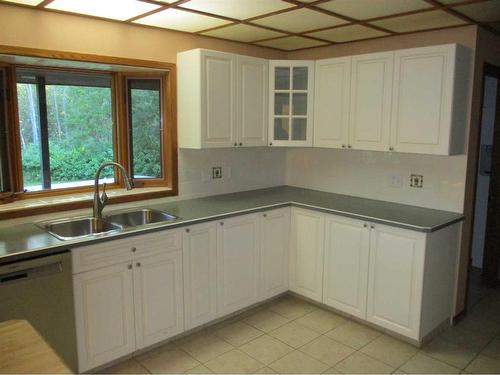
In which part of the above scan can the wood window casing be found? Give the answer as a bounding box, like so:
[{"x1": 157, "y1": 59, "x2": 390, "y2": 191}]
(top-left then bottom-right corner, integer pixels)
[{"x1": 0, "y1": 45, "x2": 178, "y2": 219}]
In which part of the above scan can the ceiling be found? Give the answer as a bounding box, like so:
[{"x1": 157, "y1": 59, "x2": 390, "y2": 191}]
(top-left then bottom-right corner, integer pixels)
[{"x1": 2, "y1": 0, "x2": 500, "y2": 51}]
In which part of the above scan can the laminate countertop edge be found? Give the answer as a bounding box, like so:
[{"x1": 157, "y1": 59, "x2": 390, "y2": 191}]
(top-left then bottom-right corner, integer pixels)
[{"x1": 0, "y1": 186, "x2": 464, "y2": 265}]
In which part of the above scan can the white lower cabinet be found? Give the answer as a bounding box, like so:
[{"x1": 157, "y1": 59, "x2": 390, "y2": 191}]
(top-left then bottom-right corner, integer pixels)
[
  {"x1": 289, "y1": 207, "x2": 324, "y2": 302},
  {"x1": 366, "y1": 224, "x2": 425, "y2": 339},
  {"x1": 260, "y1": 208, "x2": 290, "y2": 299},
  {"x1": 182, "y1": 222, "x2": 218, "y2": 330},
  {"x1": 217, "y1": 213, "x2": 260, "y2": 315},
  {"x1": 323, "y1": 214, "x2": 370, "y2": 319},
  {"x1": 73, "y1": 263, "x2": 136, "y2": 372},
  {"x1": 133, "y1": 251, "x2": 184, "y2": 349}
]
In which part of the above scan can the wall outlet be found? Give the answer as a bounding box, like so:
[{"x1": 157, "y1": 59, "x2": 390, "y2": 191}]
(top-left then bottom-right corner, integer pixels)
[
  {"x1": 410, "y1": 174, "x2": 423, "y2": 188},
  {"x1": 390, "y1": 175, "x2": 402, "y2": 188},
  {"x1": 212, "y1": 166, "x2": 222, "y2": 179}
]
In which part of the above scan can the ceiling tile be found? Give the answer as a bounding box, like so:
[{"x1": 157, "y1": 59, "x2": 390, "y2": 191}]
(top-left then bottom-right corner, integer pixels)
[
  {"x1": 370, "y1": 9, "x2": 467, "y2": 32},
  {"x1": 255, "y1": 36, "x2": 328, "y2": 50},
  {"x1": 454, "y1": 0, "x2": 500, "y2": 23},
  {"x1": 252, "y1": 8, "x2": 348, "y2": 33},
  {"x1": 2, "y1": 0, "x2": 42, "y2": 5},
  {"x1": 306, "y1": 24, "x2": 389, "y2": 42},
  {"x1": 316, "y1": 0, "x2": 432, "y2": 20},
  {"x1": 179, "y1": 0, "x2": 294, "y2": 20},
  {"x1": 134, "y1": 8, "x2": 231, "y2": 32},
  {"x1": 46, "y1": 0, "x2": 161, "y2": 21},
  {"x1": 202, "y1": 24, "x2": 286, "y2": 42}
]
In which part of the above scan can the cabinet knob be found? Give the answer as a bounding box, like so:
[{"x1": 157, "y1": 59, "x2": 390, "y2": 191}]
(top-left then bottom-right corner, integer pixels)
[
  {"x1": 347, "y1": 145, "x2": 352, "y2": 149},
  {"x1": 370, "y1": 224, "x2": 375, "y2": 229},
  {"x1": 263, "y1": 213, "x2": 267, "y2": 217},
  {"x1": 234, "y1": 142, "x2": 238, "y2": 146},
  {"x1": 341, "y1": 144, "x2": 346, "y2": 148},
  {"x1": 363, "y1": 223, "x2": 368, "y2": 228},
  {"x1": 127, "y1": 264, "x2": 133, "y2": 270},
  {"x1": 239, "y1": 142, "x2": 243, "y2": 146},
  {"x1": 131, "y1": 247, "x2": 137, "y2": 252},
  {"x1": 220, "y1": 221, "x2": 224, "y2": 226},
  {"x1": 186, "y1": 228, "x2": 190, "y2": 233},
  {"x1": 136, "y1": 262, "x2": 141, "y2": 267},
  {"x1": 389, "y1": 147, "x2": 394, "y2": 151},
  {"x1": 269, "y1": 142, "x2": 273, "y2": 146}
]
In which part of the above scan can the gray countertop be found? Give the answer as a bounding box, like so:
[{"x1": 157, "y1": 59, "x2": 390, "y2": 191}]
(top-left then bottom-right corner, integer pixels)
[{"x1": 0, "y1": 186, "x2": 464, "y2": 265}]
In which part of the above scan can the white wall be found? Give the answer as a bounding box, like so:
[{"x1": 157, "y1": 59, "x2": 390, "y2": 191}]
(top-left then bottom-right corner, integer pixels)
[
  {"x1": 471, "y1": 75, "x2": 498, "y2": 268},
  {"x1": 285, "y1": 148, "x2": 467, "y2": 213}
]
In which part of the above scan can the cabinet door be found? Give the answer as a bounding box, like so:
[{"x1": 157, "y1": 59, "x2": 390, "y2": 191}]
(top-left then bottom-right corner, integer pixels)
[
  {"x1": 391, "y1": 45, "x2": 457, "y2": 155},
  {"x1": 349, "y1": 52, "x2": 393, "y2": 151},
  {"x1": 366, "y1": 224, "x2": 425, "y2": 339},
  {"x1": 217, "y1": 213, "x2": 260, "y2": 316},
  {"x1": 323, "y1": 215, "x2": 370, "y2": 319},
  {"x1": 183, "y1": 222, "x2": 217, "y2": 330},
  {"x1": 201, "y1": 50, "x2": 237, "y2": 148},
  {"x1": 134, "y1": 250, "x2": 184, "y2": 349},
  {"x1": 237, "y1": 56, "x2": 268, "y2": 147},
  {"x1": 260, "y1": 208, "x2": 290, "y2": 300},
  {"x1": 73, "y1": 263, "x2": 135, "y2": 372},
  {"x1": 289, "y1": 208, "x2": 324, "y2": 302},
  {"x1": 269, "y1": 60, "x2": 314, "y2": 147},
  {"x1": 314, "y1": 57, "x2": 351, "y2": 149}
]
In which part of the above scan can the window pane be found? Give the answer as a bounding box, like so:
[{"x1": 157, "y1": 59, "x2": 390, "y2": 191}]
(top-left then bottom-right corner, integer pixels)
[
  {"x1": 274, "y1": 118, "x2": 289, "y2": 141},
  {"x1": 293, "y1": 67, "x2": 308, "y2": 90},
  {"x1": 292, "y1": 93, "x2": 307, "y2": 116},
  {"x1": 275, "y1": 67, "x2": 290, "y2": 90},
  {"x1": 292, "y1": 118, "x2": 307, "y2": 140},
  {"x1": 17, "y1": 69, "x2": 114, "y2": 191},
  {"x1": 128, "y1": 79, "x2": 162, "y2": 179},
  {"x1": 0, "y1": 70, "x2": 10, "y2": 193},
  {"x1": 275, "y1": 93, "x2": 290, "y2": 116}
]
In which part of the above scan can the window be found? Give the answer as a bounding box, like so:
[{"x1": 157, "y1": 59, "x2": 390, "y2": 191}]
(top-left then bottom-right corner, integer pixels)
[
  {"x1": 0, "y1": 47, "x2": 177, "y2": 218},
  {"x1": 16, "y1": 69, "x2": 115, "y2": 191}
]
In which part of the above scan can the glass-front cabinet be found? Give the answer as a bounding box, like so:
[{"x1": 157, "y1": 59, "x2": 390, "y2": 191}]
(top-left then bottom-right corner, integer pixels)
[{"x1": 269, "y1": 61, "x2": 315, "y2": 147}]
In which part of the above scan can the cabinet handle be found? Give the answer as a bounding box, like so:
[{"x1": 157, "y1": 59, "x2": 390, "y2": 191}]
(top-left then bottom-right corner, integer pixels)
[
  {"x1": 239, "y1": 142, "x2": 243, "y2": 146},
  {"x1": 131, "y1": 247, "x2": 137, "y2": 252},
  {"x1": 269, "y1": 142, "x2": 273, "y2": 146},
  {"x1": 234, "y1": 142, "x2": 238, "y2": 146},
  {"x1": 186, "y1": 228, "x2": 190, "y2": 233},
  {"x1": 127, "y1": 264, "x2": 133, "y2": 270},
  {"x1": 341, "y1": 144, "x2": 346, "y2": 148},
  {"x1": 220, "y1": 221, "x2": 224, "y2": 226},
  {"x1": 370, "y1": 224, "x2": 375, "y2": 229},
  {"x1": 389, "y1": 147, "x2": 394, "y2": 151},
  {"x1": 136, "y1": 262, "x2": 141, "y2": 267},
  {"x1": 347, "y1": 145, "x2": 352, "y2": 149}
]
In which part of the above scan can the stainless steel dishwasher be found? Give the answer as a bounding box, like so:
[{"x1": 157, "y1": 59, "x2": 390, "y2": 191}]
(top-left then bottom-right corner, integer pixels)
[{"x1": 0, "y1": 251, "x2": 78, "y2": 372}]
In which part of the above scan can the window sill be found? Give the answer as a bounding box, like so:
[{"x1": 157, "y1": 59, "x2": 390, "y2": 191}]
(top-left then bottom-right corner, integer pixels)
[{"x1": 0, "y1": 187, "x2": 175, "y2": 220}]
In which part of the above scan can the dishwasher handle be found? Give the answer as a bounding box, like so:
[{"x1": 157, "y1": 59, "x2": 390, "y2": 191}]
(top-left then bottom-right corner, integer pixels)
[{"x1": 0, "y1": 262, "x2": 62, "y2": 285}]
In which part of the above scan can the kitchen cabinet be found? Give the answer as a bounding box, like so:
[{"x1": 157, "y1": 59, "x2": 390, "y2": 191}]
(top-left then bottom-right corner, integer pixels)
[
  {"x1": 72, "y1": 230, "x2": 184, "y2": 372},
  {"x1": 314, "y1": 57, "x2": 351, "y2": 149},
  {"x1": 259, "y1": 207, "x2": 290, "y2": 299},
  {"x1": 182, "y1": 222, "x2": 218, "y2": 330},
  {"x1": 178, "y1": 49, "x2": 268, "y2": 148},
  {"x1": 73, "y1": 263, "x2": 135, "y2": 372},
  {"x1": 133, "y1": 251, "x2": 184, "y2": 350},
  {"x1": 390, "y1": 44, "x2": 469, "y2": 155},
  {"x1": 289, "y1": 207, "x2": 324, "y2": 302},
  {"x1": 323, "y1": 214, "x2": 369, "y2": 319},
  {"x1": 349, "y1": 51, "x2": 393, "y2": 151},
  {"x1": 217, "y1": 213, "x2": 260, "y2": 315},
  {"x1": 269, "y1": 60, "x2": 314, "y2": 147}
]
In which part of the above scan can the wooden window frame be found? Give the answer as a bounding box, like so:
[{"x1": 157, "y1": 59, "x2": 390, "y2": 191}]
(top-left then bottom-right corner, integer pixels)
[{"x1": 0, "y1": 45, "x2": 178, "y2": 219}]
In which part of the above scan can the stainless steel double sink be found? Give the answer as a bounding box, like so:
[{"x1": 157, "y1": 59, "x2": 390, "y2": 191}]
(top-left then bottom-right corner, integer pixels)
[{"x1": 38, "y1": 209, "x2": 178, "y2": 241}]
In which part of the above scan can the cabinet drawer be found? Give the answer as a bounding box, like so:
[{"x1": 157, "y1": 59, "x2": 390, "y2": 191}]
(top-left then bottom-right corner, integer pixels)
[{"x1": 72, "y1": 229, "x2": 182, "y2": 274}]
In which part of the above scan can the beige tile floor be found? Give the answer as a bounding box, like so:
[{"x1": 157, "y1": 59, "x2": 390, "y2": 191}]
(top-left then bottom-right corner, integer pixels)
[{"x1": 101, "y1": 271, "x2": 500, "y2": 374}]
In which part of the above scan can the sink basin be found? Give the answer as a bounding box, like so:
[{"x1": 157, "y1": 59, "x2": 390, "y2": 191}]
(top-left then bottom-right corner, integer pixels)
[
  {"x1": 105, "y1": 209, "x2": 178, "y2": 227},
  {"x1": 38, "y1": 217, "x2": 123, "y2": 241}
]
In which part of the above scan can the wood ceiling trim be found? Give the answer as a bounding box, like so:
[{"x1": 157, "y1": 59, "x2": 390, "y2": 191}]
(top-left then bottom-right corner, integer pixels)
[{"x1": 37, "y1": 0, "x2": 53, "y2": 8}]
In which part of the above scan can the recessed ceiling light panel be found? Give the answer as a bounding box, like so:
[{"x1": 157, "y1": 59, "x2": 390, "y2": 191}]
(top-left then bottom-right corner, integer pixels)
[{"x1": 46, "y1": 0, "x2": 161, "y2": 21}]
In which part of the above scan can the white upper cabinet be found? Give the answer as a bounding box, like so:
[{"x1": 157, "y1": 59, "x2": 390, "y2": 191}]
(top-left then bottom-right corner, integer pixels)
[
  {"x1": 349, "y1": 51, "x2": 393, "y2": 151},
  {"x1": 314, "y1": 57, "x2": 351, "y2": 149},
  {"x1": 178, "y1": 49, "x2": 267, "y2": 148},
  {"x1": 323, "y1": 215, "x2": 370, "y2": 319},
  {"x1": 269, "y1": 60, "x2": 314, "y2": 147},
  {"x1": 237, "y1": 55, "x2": 268, "y2": 147},
  {"x1": 390, "y1": 44, "x2": 469, "y2": 155}
]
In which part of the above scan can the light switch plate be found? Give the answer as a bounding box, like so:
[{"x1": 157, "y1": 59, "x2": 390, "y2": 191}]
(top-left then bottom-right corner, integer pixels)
[{"x1": 410, "y1": 174, "x2": 423, "y2": 188}]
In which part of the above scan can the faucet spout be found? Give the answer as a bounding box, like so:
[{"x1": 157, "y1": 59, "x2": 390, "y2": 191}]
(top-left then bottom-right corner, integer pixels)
[{"x1": 93, "y1": 162, "x2": 133, "y2": 220}]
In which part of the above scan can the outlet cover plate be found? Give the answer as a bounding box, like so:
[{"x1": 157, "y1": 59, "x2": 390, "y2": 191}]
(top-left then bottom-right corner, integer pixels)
[{"x1": 410, "y1": 174, "x2": 423, "y2": 188}]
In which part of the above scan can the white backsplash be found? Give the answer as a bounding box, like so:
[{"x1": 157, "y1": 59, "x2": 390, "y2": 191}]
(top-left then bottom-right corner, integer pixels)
[{"x1": 285, "y1": 148, "x2": 467, "y2": 213}]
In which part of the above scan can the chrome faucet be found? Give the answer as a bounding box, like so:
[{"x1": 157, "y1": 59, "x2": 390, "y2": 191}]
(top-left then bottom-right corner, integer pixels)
[{"x1": 93, "y1": 162, "x2": 133, "y2": 220}]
